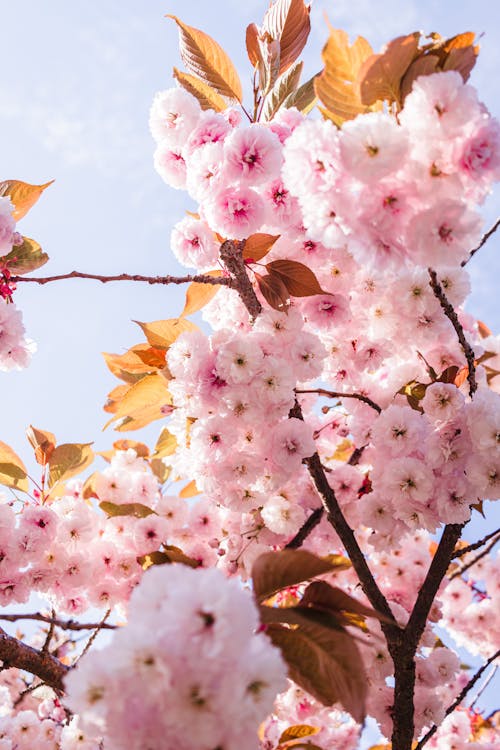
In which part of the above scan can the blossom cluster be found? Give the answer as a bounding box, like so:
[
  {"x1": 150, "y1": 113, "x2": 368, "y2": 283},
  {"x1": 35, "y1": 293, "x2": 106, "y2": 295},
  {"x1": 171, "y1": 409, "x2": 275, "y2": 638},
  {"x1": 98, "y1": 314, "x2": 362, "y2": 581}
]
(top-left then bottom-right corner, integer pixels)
[{"x1": 64, "y1": 564, "x2": 287, "y2": 750}]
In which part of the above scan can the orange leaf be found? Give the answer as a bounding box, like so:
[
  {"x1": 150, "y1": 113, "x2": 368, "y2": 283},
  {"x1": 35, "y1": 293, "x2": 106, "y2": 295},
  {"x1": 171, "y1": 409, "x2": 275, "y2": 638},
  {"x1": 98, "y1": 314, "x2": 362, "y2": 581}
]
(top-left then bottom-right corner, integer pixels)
[
  {"x1": 243, "y1": 233, "x2": 280, "y2": 262},
  {"x1": 173, "y1": 68, "x2": 228, "y2": 112},
  {"x1": 167, "y1": 16, "x2": 242, "y2": 102},
  {"x1": 357, "y1": 33, "x2": 420, "y2": 108},
  {"x1": 246, "y1": 23, "x2": 261, "y2": 68},
  {"x1": 181, "y1": 271, "x2": 223, "y2": 317},
  {"x1": 0, "y1": 179, "x2": 54, "y2": 221},
  {"x1": 262, "y1": 0, "x2": 311, "y2": 75},
  {"x1": 477, "y1": 320, "x2": 492, "y2": 339},
  {"x1": 179, "y1": 479, "x2": 200, "y2": 498},
  {"x1": 113, "y1": 439, "x2": 150, "y2": 458},
  {"x1": 400, "y1": 55, "x2": 439, "y2": 102},
  {"x1": 26, "y1": 426, "x2": 56, "y2": 466},
  {"x1": 314, "y1": 27, "x2": 375, "y2": 125},
  {"x1": 134, "y1": 318, "x2": 197, "y2": 349}
]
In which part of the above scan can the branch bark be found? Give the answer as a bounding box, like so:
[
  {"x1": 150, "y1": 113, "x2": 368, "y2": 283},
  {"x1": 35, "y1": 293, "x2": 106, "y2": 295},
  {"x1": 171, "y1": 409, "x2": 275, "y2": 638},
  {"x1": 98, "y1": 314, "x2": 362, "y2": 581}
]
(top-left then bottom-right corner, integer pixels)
[
  {"x1": 9, "y1": 270, "x2": 233, "y2": 287},
  {"x1": 0, "y1": 627, "x2": 68, "y2": 692}
]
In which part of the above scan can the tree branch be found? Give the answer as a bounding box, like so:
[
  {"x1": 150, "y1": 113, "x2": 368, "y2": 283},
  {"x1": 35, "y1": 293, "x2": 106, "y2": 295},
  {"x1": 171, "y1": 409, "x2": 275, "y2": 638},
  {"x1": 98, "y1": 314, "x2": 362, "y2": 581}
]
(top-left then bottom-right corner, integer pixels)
[
  {"x1": 461, "y1": 217, "x2": 500, "y2": 266},
  {"x1": 428, "y1": 268, "x2": 477, "y2": 397},
  {"x1": 0, "y1": 627, "x2": 68, "y2": 692},
  {"x1": 449, "y1": 532, "x2": 500, "y2": 581},
  {"x1": 295, "y1": 388, "x2": 382, "y2": 414},
  {"x1": 452, "y1": 527, "x2": 500, "y2": 559},
  {"x1": 0, "y1": 612, "x2": 116, "y2": 631},
  {"x1": 9, "y1": 270, "x2": 233, "y2": 287},
  {"x1": 414, "y1": 648, "x2": 500, "y2": 750},
  {"x1": 285, "y1": 507, "x2": 324, "y2": 549},
  {"x1": 405, "y1": 524, "x2": 464, "y2": 650},
  {"x1": 219, "y1": 240, "x2": 263, "y2": 318}
]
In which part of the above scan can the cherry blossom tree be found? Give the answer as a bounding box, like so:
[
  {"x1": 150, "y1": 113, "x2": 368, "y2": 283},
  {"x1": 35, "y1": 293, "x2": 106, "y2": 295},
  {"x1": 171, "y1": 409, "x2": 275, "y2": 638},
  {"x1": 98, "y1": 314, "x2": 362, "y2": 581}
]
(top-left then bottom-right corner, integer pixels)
[{"x1": 0, "y1": 2, "x2": 499, "y2": 749}]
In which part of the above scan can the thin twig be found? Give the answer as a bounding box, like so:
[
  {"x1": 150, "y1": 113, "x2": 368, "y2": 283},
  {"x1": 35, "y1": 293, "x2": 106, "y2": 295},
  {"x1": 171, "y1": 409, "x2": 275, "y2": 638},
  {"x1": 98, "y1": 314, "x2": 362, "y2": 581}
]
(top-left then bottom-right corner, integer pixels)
[
  {"x1": 449, "y1": 533, "x2": 500, "y2": 581},
  {"x1": 428, "y1": 268, "x2": 476, "y2": 396},
  {"x1": 9, "y1": 271, "x2": 233, "y2": 287},
  {"x1": 452, "y1": 527, "x2": 500, "y2": 559},
  {"x1": 76, "y1": 609, "x2": 111, "y2": 663},
  {"x1": 13, "y1": 680, "x2": 45, "y2": 708},
  {"x1": 295, "y1": 388, "x2": 382, "y2": 414},
  {"x1": 462, "y1": 217, "x2": 500, "y2": 266},
  {"x1": 414, "y1": 648, "x2": 500, "y2": 750},
  {"x1": 469, "y1": 665, "x2": 497, "y2": 710},
  {"x1": 0, "y1": 613, "x2": 116, "y2": 631},
  {"x1": 41, "y1": 609, "x2": 56, "y2": 653}
]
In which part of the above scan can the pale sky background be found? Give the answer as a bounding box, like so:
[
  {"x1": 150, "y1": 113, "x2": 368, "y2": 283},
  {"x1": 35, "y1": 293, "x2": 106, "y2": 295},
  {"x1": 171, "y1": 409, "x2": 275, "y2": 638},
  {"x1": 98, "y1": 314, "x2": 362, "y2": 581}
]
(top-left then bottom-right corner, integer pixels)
[{"x1": 0, "y1": 0, "x2": 499, "y2": 736}]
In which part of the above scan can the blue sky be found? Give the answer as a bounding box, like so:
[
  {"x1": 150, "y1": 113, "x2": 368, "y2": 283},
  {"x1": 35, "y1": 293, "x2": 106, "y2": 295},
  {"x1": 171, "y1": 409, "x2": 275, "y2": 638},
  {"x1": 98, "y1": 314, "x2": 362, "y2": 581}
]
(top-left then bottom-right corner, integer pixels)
[{"x1": 0, "y1": 0, "x2": 499, "y2": 738}]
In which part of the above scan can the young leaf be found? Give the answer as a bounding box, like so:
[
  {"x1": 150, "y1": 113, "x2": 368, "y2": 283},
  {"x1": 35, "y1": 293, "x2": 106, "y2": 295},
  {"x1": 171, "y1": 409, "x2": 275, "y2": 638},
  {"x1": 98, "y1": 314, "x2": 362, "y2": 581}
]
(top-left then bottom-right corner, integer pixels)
[
  {"x1": 0, "y1": 441, "x2": 29, "y2": 493},
  {"x1": 152, "y1": 428, "x2": 178, "y2": 458},
  {"x1": 266, "y1": 259, "x2": 326, "y2": 297},
  {"x1": 167, "y1": 16, "x2": 242, "y2": 102},
  {"x1": 149, "y1": 458, "x2": 171, "y2": 485},
  {"x1": 262, "y1": 0, "x2": 311, "y2": 75},
  {"x1": 255, "y1": 271, "x2": 290, "y2": 311},
  {"x1": 283, "y1": 72, "x2": 318, "y2": 114},
  {"x1": 138, "y1": 547, "x2": 200, "y2": 569},
  {"x1": 357, "y1": 33, "x2": 420, "y2": 108},
  {"x1": 181, "y1": 271, "x2": 223, "y2": 317},
  {"x1": 173, "y1": 68, "x2": 227, "y2": 112},
  {"x1": 112, "y1": 439, "x2": 150, "y2": 458},
  {"x1": 261, "y1": 61, "x2": 303, "y2": 121},
  {"x1": 104, "y1": 373, "x2": 173, "y2": 431},
  {"x1": 314, "y1": 27, "x2": 375, "y2": 125},
  {"x1": 252, "y1": 549, "x2": 343, "y2": 604},
  {"x1": 0, "y1": 179, "x2": 54, "y2": 221},
  {"x1": 267, "y1": 622, "x2": 367, "y2": 721},
  {"x1": 400, "y1": 55, "x2": 439, "y2": 102},
  {"x1": 0, "y1": 236, "x2": 49, "y2": 275},
  {"x1": 134, "y1": 318, "x2": 197, "y2": 349},
  {"x1": 279, "y1": 725, "x2": 320, "y2": 743},
  {"x1": 82, "y1": 471, "x2": 99, "y2": 500},
  {"x1": 26, "y1": 425, "x2": 56, "y2": 465},
  {"x1": 48, "y1": 443, "x2": 94, "y2": 487},
  {"x1": 179, "y1": 479, "x2": 200, "y2": 498},
  {"x1": 99, "y1": 501, "x2": 156, "y2": 518},
  {"x1": 102, "y1": 345, "x2": 165, "y2": 384},
  {"x1": 243, "y1": 233, "x2": 280, "y2": 262},
  {"x1": 300, "y1": 580, "x2": 391, "y2": 623},
  {"x1": 246, "y1": 23, "x2": 261, "y2": 68}
]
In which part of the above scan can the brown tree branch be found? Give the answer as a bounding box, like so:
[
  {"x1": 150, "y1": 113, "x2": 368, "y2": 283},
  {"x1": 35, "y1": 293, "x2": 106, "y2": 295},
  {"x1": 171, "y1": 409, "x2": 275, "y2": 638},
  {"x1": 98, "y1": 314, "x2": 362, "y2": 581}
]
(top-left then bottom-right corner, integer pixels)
[
  {"x1": 295, "y1": 388, "x2": 382, "y2": 414},
  {"x1": 0, "y1": 627, "x2": 68, "y2": 692},
  {"x1": 414, "y1": 648, "x2": 500, "y2": 750},
  {"x1": 0, "y1": 612, "x2": 116, "y2": 631},
  {"x1": 452, "y1": 527, "x2": 500, "y2": 559},
  {"x1": 285, "y1": 507, "x2": 324, "y2": 549},
  {"x1": 219, "y1": 240, "x2": 263, "y2": 318},
  {"x1": 9, "y1": 270, "x2": 233, "y2": 287},
  {"x1": 428, "y1": 268, "x2": 477, "y2": 396},
  {"x1": 461, "y1": 217, "x2": 500, "y2": 266},
  {"x1": 449, "y1": 532, "x2": 500, "y2": 581}
]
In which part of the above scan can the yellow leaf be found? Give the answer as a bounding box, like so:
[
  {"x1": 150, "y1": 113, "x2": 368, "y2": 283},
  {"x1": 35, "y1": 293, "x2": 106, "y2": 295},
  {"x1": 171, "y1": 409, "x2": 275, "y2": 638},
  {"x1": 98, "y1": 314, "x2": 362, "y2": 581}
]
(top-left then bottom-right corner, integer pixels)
[
  {"x1": 330, "y1": 439, "x2": 353, "y2": 463},
  {"x1": 0, "y1": 236, "x2": 49, "y2": 275},
  {"x1": 134, "y1": 318, "x2": 198, "y2": 349},
  {"x1": 357, "y1": 33, "x2": 420, "y2": 108},
  {"x1": 48, "y1": 443, "x2": 94, "y2": 488},
  {"x1": 113, "y1": 439, "x2": 150, "y2": 458},
  {"x1": 167, "y1": 15, "x2": 242, "y2": 102},
  {"x1": 179, "y1": 479, "x2": 200, "y2": 498},
  {"x1": 181, "y1": 271, "x2": 223, "y2": 317},
  {"x1": 82, "y1": 471, "x2": 99, "y2": 500},
  {"x1": 283, "y1": 72, "x2": 319, "y2": 114},
  {"x1": 262, "y1": 61, "x2": 303, "y2": 121},
  {"x1": 314, "y1": 27, "x2": 376, "y2": 125},
  {"x1": 104, "y1": 373, "x2": 173, "y2": 432},
  {"x1": 152, "y1": 428, "x2": 178, "y2": 458},
  {"x1": 0, "y1": 179, "x2": 54, "y2": 221},
  {"x1": 173, "y1": 68, "x2": 227, "y2": 112},
  {"x1": 102, "y1": 344, "x2": 166, "y2": 384},
  {"x1": 0, "y1": 441, "x2": 28, "y2": 493},
  {"x1": 150, "y1": 458, "x2": 171, "y2": 485}
]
